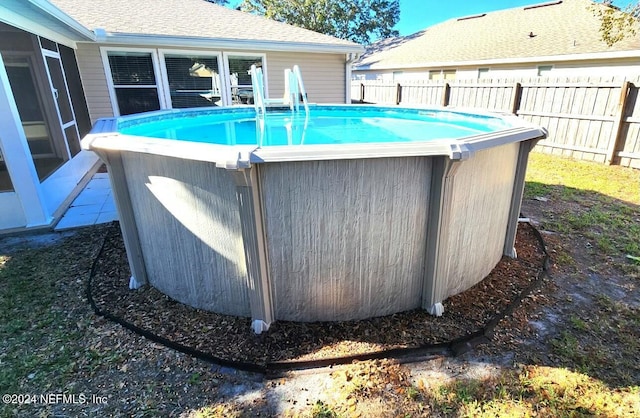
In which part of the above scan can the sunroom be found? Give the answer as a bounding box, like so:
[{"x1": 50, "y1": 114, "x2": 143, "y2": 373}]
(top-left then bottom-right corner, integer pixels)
[{"x1": 0, "y1": 3, "x2": 97, "y2": 232}]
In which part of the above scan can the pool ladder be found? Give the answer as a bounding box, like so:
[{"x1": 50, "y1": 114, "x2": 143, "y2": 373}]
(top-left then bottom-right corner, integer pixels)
[{"x1": 250, "y1": 64, "x2": 309, "y2": 116}]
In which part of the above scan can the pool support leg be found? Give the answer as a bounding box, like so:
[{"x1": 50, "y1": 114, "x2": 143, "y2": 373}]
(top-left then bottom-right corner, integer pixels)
[
  {"x1": 422, "y1": 156, "x2": 463, "y2": 316},
  {"x1": 503, "y1": 139, "x2": 540, "y2": 258},
  {"x1": 230, "y1": 166, "x2": 275, "y2": 334},
  {"x1": 98, "y1": 150, "x2": 148, "y2": 289}
]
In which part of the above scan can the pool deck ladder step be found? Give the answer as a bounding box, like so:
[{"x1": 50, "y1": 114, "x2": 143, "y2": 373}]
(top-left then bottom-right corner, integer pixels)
[{"x1": 250, "y1": 64, "x2": 309, "y2": 116}]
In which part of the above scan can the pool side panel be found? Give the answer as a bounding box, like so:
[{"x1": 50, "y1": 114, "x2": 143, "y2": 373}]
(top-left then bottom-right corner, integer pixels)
[
  {"x1": 120, "y1": 152, "x2": 251, "y2": 317},
  {"x1": 260, "y1": 157, "x2": 431, "y2": 322},
  {"x1": 438, "y1": 143, "x2": 520, "y2": 302}
]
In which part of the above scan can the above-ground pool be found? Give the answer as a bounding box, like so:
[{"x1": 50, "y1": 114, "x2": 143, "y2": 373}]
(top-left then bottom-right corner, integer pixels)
[{"x1": 82, "y1": 105, "x2": 546, "y2": 333}]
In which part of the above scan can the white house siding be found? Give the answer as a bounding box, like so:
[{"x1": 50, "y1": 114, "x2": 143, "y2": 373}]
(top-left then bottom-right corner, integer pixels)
[
  {"x1": 265, "y1": 51, "x2": 346, "y2": 103},
  {"x1": 354, "y1": 58, "x2": 640, "y2": 82},
  {"x1": 75, "y1": 42, "x2": 114, "y2": 123},
  {"x1": 536, "y1": 59, "x2": 640, "y2": 77}
]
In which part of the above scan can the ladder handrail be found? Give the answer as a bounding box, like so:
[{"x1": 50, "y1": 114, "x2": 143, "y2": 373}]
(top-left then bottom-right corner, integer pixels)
[
  {"x1": 250, "y1": 64, "x2": 309, "y2": 117},
  {"x1": 292, "y1": 65, "x2": 309, "y2": 115},
  {"x1": 250, "y1": 64, "x2": 266, "y2": 115}
]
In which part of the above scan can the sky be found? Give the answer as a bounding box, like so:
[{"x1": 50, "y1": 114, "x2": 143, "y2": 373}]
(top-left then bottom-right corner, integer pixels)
[
  {"x1": 394, "y1": 0, "x2": 636, "y2": 36},
  {"x1": 227, "y1": 1, "x2": 636, "y2": 37},
  {"x1": 396, "y1": 0, "x2": 542, "y2": 35}
]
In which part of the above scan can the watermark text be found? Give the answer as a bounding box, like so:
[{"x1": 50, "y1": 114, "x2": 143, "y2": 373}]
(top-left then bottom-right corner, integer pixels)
[{"x1": 3, "y1": 393, "x2": 107, "y2": 405}]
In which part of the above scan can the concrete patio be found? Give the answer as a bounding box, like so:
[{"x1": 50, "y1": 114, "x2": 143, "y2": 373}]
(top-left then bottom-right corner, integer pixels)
[{"x1": 54, "y1": 172, "x2": 117, "y2": 231}]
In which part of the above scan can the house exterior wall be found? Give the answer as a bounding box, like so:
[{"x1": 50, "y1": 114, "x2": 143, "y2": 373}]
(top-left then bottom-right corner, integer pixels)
[
  {"x1": 75, "y1": 43, "x2": 347, "y2": 124},
  {"x1": 354, "y1": 58, "x2": 640, "y2": 82},
  {"x1": 265, "y1": 51, "x2": 345, "y2": 103},
  {"x1": 75, "y1": 43, "x2": 114, "y2": 123}
]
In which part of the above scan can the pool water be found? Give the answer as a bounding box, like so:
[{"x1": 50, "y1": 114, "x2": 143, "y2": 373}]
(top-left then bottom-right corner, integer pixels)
[{"x1": 119, "y1": 108, "x2": 510, "y2": 146}]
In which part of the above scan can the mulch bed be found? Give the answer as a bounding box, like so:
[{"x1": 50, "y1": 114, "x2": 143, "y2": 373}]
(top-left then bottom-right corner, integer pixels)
[{"x1": 89, "y1": 222, "x2": 546, "y2": 367}]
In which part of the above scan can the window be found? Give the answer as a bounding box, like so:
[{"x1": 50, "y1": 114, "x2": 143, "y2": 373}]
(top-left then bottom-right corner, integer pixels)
[
  {"x1": 392, "y1": 71, "x2": 403, "y2": 81},
  {"x1": 478, "y1": 68, "x2": 490, "y2": 79},
  {"x1": 162, "y1": 53, "x2": 222, "y2": 108},
  {"x1": 429, "y1": 69, "x2": 456, "y2": 81},
  {"x1": 443, "y1": 70, "x2": 456, "y2": 80},
  {"x1": 106, "y1": 51, "x2": 161, "y2": 115},
  {"x1": 537, "y1": 65, "x2": 553, "y2": 77},
  {"x1": 225, "y1": 54, "x2": 264, "y2": 105},
  {"x1": 104, "y1": 50, "x2": 269, "y2": 112}
]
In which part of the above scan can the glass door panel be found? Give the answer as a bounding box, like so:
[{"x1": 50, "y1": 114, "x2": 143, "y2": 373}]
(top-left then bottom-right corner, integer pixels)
[
  {"x1": 45, "y1": 55, "x2": 74, "y2": 124},
  {"x1": 226, "y1": 56, "x2": 263, "y2": 106},
  {"x1": 0, "y1": 148, "x2": 14, "y2": 192},
  {"x1": 64, "y1": 125, "x2": 81, "y2": 156},
  {"x1": 43, "y1": 52, "x2": 81, "y2": 158}
]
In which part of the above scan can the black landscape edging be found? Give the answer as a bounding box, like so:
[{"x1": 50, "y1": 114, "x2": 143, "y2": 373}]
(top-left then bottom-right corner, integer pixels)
[
  {"x1": 86, "y1": 220, "x2": 550, "y2": 375},
  {"x1": 86, "y1": 227, "x2": 268, "y2": 375}
]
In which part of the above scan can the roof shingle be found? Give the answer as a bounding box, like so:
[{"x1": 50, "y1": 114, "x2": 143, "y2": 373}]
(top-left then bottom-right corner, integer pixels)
[
  {"x1": 49, "y1": 0, "x2": 360, "y2": 50},
  {"x1": 355, "y1": 0, "x2": 639, "y2": 69}
]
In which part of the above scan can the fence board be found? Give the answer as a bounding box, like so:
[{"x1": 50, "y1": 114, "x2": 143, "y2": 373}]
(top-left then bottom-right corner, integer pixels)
[{"x1": 352, "y1": 76, "x2": 640, "y2": 167}]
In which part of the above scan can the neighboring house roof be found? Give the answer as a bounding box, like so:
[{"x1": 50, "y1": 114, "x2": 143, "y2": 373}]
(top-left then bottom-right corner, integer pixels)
[
  {"x1": 355, "y1": 0, "x2": 640, "y2": 70},
  {"x1": 48, "y1": 0, "x2": 362, "y2": 53}
]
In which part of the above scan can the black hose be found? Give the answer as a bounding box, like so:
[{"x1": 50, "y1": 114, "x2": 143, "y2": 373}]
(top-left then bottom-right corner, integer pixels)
[{"x1": 86, "y1": 220, "x2": 550, "y2": 375}]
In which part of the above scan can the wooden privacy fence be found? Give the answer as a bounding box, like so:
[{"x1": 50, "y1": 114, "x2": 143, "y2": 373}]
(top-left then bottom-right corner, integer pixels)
[{"x1": 351, "y1": 77, "x2": 640, "y2": 168}]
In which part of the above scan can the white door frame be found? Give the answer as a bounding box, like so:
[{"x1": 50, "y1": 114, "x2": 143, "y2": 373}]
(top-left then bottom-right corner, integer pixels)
[
  {"x1": 38, "y1": 41, "x2": 99, "y2": 216},
  {"x1": 41, "y1": 43, "x2": 80, "y2": 160}
]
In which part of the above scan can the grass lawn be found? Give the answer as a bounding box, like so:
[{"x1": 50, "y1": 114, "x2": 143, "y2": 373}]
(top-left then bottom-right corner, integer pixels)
[
  {"x1": 525, "y1": 152, "x2": 640, "y2": 277},
  {"x1": 0, "y1": 151, "x2": 638, "y2": 417}
]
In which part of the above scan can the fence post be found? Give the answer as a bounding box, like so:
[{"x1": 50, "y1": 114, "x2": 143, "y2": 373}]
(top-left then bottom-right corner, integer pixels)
[
  {"x1": 606, "y1": 80, "x2": 631, "y2": 165},
  {"x1": 395, "y1": 83, "x2": 402, "y2": 105},
  {"x1": 360, "y1": 83, "x2": 365, "y2": 103},
  {"x1": 510, "y1": 82, "x2": 522, "y2": 115},
  {"x1": 441, "y1": 83, "x2": 451, "y2": 107}
]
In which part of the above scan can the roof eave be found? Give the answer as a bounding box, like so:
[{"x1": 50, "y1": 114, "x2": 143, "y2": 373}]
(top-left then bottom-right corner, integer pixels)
[
  {"x1": 0, "y1": 1, "x2": 95, "y2": 48},
  {"x1": 354, "y1": 50, "x2": 640, "y2": 71},
  {"x1": 92, "y1": 30, "x2": 364, "y2": 54},
  {"x1": 28, "y1": 0, "x2": 96, "y2": 42}
]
